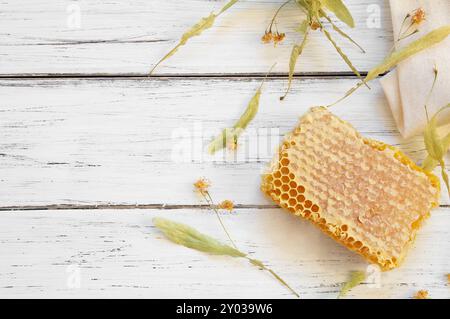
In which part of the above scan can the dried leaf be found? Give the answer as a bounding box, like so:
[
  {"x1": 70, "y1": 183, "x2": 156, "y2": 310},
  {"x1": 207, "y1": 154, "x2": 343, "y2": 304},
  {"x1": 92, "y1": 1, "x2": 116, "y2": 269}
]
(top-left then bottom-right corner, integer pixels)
[
  {"x1": 322, "y1": 0, "x2": 355, "y2": 28},
  {"x1": 153, "y1": 217, "x2": 245, "y2": 257},
  {"x1": 208, "y1": 88, "x2": 261, "y2": 154},
  {"x1": 339, "y1": 270, "x2": 366, "y2": 298},
  {"x1": 322, "y1": 28, "x2": 368, "y2": 88},
  {"x1": 424, "y1": 116, "x2": 445, "y2": 161},
  {"x1": 424, "y1": 104, "x2": 450, "y2": 196},
  {"x1": 296, "y1": 20, "x2": 309, "y2": 34},
  {"x1": 365, "y1": 25, "x2": 450, "y2": 82},
  {"x1": 281, "y1": 28, "x2": 310, "y2": 100},
  {"x1": 329, "y1": 26, "x2": 450, "y2": 106},
  {"x1": 248, "y1": 258, "x2": 300, "y2": 298},
  {"x1": 150, "y1": 0, "x2": 239, "y2": 74},
  {"x1": 321, "y1": 10, "x2": 365, "y2": 52},
  {"x1": 422, "y1": 132, "x2": 450, "y2": 171},
  {"x1": 209, "y1": 64, "x2": 275, "y2": 154},
  {"x1": 153, "y1": 217, "x2": 300, "y2": 298},
  {"x1": 441, "y1": 164, "x2": 449, "y2": 197},
  {"x1": 218, "y1": 0, "x2": 239, "y2": 15}
]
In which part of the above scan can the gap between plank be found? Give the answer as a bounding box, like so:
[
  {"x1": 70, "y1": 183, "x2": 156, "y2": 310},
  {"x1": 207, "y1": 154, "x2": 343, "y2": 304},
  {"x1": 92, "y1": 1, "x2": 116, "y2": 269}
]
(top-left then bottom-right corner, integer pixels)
[
  {"x1": 0, "y1": 72, "x2": 369, "y2": 80},
  {"x1": 0, "y1": 204, "x2": 448, "y2": 212},
  {"x1": 0, "y1": 204, "x2": 278, "y2": 212}
]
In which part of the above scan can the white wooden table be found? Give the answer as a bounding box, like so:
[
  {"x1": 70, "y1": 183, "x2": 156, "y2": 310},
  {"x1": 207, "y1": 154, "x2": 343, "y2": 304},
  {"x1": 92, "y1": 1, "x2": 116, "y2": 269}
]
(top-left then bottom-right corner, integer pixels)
[{"x1": 0, "y1": 0, "x2": 449, "y2": 299}]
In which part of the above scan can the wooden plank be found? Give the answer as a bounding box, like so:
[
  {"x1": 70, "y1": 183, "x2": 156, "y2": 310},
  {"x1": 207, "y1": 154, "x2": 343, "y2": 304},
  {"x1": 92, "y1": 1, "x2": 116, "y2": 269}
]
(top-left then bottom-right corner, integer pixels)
[
  {"x1": 1, "y1": 77, "x2": 448, "y2": 207},
  {"x1": 0, "y1": 208, "x2": 448, "y2": 298},
  {"x1": 0, "y1": 0, "x2": 392, "y2": 75}
]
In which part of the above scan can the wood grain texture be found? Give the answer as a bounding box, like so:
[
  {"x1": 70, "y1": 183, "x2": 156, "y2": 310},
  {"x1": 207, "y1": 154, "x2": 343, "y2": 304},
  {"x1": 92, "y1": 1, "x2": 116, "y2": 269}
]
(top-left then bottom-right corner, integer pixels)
[
  {"x1": 1, "y1": 0, "x2": 449, "y2": 300},
  {"x1": 0, "y1": 0, "x2": 392, "y2": 75},
  {"x1": 0, "y1": 208, "x2": 448, "y2": 298},
  {"x1": 1, "y1": 77, "x2": 448, "y2": 207}
]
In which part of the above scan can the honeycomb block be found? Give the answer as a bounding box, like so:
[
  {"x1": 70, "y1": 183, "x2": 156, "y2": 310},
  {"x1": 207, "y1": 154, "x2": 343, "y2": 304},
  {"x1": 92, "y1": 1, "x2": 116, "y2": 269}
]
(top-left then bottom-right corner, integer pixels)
[{"x1": 261, "y1": 107, "x2": 440, "y2": 270}]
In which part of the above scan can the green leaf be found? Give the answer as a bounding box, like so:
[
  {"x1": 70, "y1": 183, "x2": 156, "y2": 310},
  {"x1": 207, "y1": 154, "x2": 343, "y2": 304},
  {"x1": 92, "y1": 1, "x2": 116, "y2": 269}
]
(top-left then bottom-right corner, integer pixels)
[
  {"x1": 339, "y1": 271, "x2": 366, "y2": 298},
  {"x1": 296, "y1": 20, "x2": 309, "y2": 34},
  {"x1": 248, "y1": 258, "x2": 300, "y2": 298},
  {"x1": 422, "y1": 132, "x2": 450, "y2": 171},
  {"x1": 322, "y1": 28, "x2": 368, "y2": 88},
  {"x1": 440, "y1": 162, "x2": 450, "y2": 197},
  {"x1": 153, "y1": 217, "x2": 246, "y2": 257},
  {"x1": 321, "y1": 10, "x2": 365, "y2": 52},
  {"x1": 208, "y1": 64, "x2": 276, "y2": 154},
  {"x1": 423, "y1": 104, "x2": 450, "y2": 196},
  {"x1": 365, "y1": 25, "x2": 450, "y2": 82},
  {"x1": 218, "y1": 0, "x2": 239, "y2": 15},
  {"x1": 424, "y1": 112, "x2": 446, "y2": 161},
  {"x1": 208, "y1": 88, "x2": 261, "y2": 154},
  {"x1": 154, "y1": 217, "x2": 300, "y2": 298},
  {"x1": 281, "y1": 28, "x2": 310, "y2": 100},
  {"x1": 150, "y1": 0, "x2": 239, "y2": 74},
  {"x1": 322, "y1": 0, "x2": 355, "y2": 28},
  {"x1": 328, "y1": 26, "x2": 450, "y2": 107}
]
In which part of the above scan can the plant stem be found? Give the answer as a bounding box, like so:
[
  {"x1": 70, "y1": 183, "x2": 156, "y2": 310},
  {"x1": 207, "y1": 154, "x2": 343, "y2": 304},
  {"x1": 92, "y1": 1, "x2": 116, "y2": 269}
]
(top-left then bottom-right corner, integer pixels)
[
  {"x1": 268, "y1": 0, "x2": 292, "y2": 31},
  {"x1": 247, "y1": 257, "x2": 300, "y2": 298},
  {"x1": 204, "y1": 191, "x2": 238, "y2": 249}
]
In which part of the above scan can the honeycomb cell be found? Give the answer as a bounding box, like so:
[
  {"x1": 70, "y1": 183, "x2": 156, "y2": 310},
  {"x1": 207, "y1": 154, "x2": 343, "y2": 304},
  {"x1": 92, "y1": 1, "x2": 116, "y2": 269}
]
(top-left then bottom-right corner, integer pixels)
[
  {"x1": 261, "y1": 107, "x2": 440, "y2": 271},
  {"x1": 354, "y1": 241, "x2": 363, "y2": 249},
  {"x1": 280, "y1": 158, "x2": 290, "y2": 167},
  {"x1": 289, "y1": 189, "x2": 298, "y2": 197},
  {"x1": 288, "y1": 198, "x2": 296, "y2": 207},
  {"x1": 280, "y1": 167, "x2": 290, "y2": 175}
]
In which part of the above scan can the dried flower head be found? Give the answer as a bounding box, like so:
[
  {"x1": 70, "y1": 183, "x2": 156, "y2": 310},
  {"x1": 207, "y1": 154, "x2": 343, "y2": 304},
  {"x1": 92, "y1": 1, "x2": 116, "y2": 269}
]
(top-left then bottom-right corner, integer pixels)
[
  {"x1": 262, "y1": 31, "x2": 273, "y2": 44},
  {"x1": 262, "y1": 31, "x2": 285, "y2": 45},
  {"x1": 194, "y1": 178, "x2": 210, "y2": 195},
  {"x1": 411, "y1": 8, "x2": 426, "y2": 25},
  {"x1": 218, "y1": 200, "x2": 235, "y2": 212},
  {"x1": 310, "y1": 21, "x2": 321, "y2": 31},
  {"x1": 273, "y1": 32, "x2": 286, "y2": 45},
  {"x1": 414, "y1": 290, "x2": 429, "y2": 299}
]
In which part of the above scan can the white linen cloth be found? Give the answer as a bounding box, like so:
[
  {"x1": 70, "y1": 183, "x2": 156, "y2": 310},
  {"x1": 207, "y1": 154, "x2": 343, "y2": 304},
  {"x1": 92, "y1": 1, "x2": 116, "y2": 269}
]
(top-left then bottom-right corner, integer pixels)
[{"x1": 380, "y1": 0, "x2": 450, "y2": 138}]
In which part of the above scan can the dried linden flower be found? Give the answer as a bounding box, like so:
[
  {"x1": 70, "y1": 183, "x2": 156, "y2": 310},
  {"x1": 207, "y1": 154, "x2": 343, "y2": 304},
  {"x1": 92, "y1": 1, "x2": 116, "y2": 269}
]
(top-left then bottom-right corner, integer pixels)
[
  {"x1": 411, "y1": 8, "x2": 426, "y2": 25},
  {"x1": 273, "y1": 32, "x2": 286, "y2": 45},
  {"x1": 414, "y1": 290, "x2": 429, "y2": 299},
  {"x1": 194, "y1": 178, "x2": 210, "y2": 196},
  {"x1": 261, "y1": 31, "x2": 273, "y2": 44},
  {"x1": 218, "y1": 200, "x2": 235, "y2": 212}
]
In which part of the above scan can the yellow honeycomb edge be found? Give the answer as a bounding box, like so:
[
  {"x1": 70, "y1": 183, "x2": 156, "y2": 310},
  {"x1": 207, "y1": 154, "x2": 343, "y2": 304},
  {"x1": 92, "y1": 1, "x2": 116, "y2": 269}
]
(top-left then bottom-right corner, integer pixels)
[{"x1": 261, "y1": 114, "x2": 441, "y2": 271}]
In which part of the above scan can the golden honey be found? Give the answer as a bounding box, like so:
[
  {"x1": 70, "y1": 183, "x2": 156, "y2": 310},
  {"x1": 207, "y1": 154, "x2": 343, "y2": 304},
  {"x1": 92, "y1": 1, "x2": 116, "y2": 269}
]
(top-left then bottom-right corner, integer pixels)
[{"x1": 262, "y1": 107, "x2": 440, "y2": 270}]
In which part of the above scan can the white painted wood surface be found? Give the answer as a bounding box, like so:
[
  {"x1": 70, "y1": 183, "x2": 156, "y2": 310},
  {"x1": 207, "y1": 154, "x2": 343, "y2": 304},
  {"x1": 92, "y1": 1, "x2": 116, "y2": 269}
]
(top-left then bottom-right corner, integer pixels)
[
  {"x1": 1, "y1": 208, "x2": 449, "y2": 299},
  {"x1": 0, "y1": 0, "x2": 449, "y2": 299},
  {"x1": 0, "y1": 0, "x2": 392, "y2": 75},
  {"x1": 1, "y1": 77, "x2": 448, "y2": 207}
]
